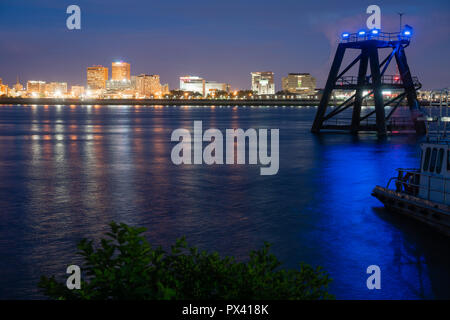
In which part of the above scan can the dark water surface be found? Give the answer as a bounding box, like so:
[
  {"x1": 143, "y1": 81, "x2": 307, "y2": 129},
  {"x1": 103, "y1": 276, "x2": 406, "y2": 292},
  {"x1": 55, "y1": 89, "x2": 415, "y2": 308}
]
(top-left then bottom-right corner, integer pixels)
[{"x1": 0, "y1": 104, "x2": 449, "y2": 299}]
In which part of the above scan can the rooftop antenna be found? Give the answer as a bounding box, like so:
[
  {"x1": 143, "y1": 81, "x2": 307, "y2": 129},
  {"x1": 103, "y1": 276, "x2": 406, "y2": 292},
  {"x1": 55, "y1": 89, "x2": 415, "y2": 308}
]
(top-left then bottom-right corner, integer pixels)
[{"x1": 397, "y1": 12, "x2": 404, "y2": 32}]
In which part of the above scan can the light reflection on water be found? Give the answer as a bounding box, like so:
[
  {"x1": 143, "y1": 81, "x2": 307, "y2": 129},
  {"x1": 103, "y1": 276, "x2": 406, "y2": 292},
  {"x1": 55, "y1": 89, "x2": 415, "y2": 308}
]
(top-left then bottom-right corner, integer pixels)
[{"x1": 0, "y1": 104, "x2": 449, "y2": 299}]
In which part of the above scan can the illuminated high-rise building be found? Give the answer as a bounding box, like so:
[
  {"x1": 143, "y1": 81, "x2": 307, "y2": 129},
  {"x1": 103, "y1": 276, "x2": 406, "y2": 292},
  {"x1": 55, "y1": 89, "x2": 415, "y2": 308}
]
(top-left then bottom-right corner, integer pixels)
[
  {"x1": 282, "y1": 73, "x2": 316, "y2": 94},
  {"x1": 27, "y1": 80, "x2": 46, "y2": 95},
  {"x1": 111, "y1": 61, "x2": 130, "y2": 81},
  {"x1": 136, "y1": 74, "x2": 162, "y2": 97},
  {"x1": 87, "y1": 65, "x2": 108, "y2": 89},
  {"x1": 251, "y1": 72, "x2": 275, "y2": 95}
]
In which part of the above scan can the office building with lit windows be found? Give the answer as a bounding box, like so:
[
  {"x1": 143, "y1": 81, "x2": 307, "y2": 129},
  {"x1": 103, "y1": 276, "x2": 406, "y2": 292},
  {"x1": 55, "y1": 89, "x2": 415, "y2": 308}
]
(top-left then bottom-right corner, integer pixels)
[
  {"x1": 136, "y1": 74, "x2": 162, "y2": 97},
  {"x1": 180, "y1": 76, "x2": 204, "y2": 94},
  {"x1": 180, "y1": 76, "x2": 229, "y2": 96},
  {"x1": 282, "y1": 73, "x2": 316, "y2": 94},
  {"x1": 27, "y1": 80, "x2": 46, "y2": 95},
  {"x1": 106, "y1": 79, "x2": 133, "y2": 91},
  {"x1": 251, "y1": 72, "x2": 275, "y2": 95},
  {"x1": 45, "y1": 82, "x2": 68, "y2": 96},
  {"x1": 111, "y1": 61, "x2": 130, "y2": 81},
  {"x1": 87, "y1": 65, "x2": 108, "y2": 89}
]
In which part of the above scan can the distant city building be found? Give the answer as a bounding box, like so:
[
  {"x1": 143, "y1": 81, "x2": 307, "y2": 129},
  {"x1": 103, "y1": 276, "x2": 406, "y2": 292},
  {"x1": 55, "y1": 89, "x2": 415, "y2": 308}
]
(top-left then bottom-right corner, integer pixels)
[
  {"x1": 104, "y1": 70, "x2": 137, "y2": 99},
  {"x1": 0, "y1": 78, "x2": 5, "y2": 96},
  {"x1": 161, "y1": 83, "x2": 170, "y2": 95},
  {"x1": 417, "y1": 90, "x2": 449, "y2": 102},
  {"x1": 85, "y1": 89, "x2": 104, "y2": 99},
  {"x1": 71, "y1": 85, "x2": 85, "y2": 97},
  {"x1": 87, "y1": 65, "x2": 108, "y2": 89},
  {"x1": 251, "y1": 72, "x2": 275, "y2": 95},
  {"x1": 136, "y1": 74, "x2": 162, "y2": 97},
  {"x1": 0, "y1": 83, "x2": 8, "y2": 96},
  {"x1": 106, "y1": 79, "x2": 133, "y2": 91},
  {"x1": 180, "y1": 76, "x2": 204, "y2": 94},
  {"x1": 180, "y1": 76, "x2": 229, "y2": 97},
  {"x1": 45, "y1": 82, "x2": 68, "y2": 96},
  {"x1": 205, "y1": 82, "x2": 229, "y2": 96},
  {"x1": 282, "y1": 73, "x2": 316, "y2": 94},
  {"x1": 14, "y1": 77, "x2": 23, "y2": 92},
  {"x1": 111, "y1": 61, "x2": 130, "y2": 81},
  {"x1": 130, "y1": 75, "x2": 137, "y2": 89},
  {"x1": 27, "y1": 80, "x2": 46, "y2": 95}
]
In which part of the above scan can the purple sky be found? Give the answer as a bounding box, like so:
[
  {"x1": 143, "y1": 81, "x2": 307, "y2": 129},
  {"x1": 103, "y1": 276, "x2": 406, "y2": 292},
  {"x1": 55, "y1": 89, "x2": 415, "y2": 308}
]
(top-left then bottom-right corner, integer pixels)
[{"x1": 0, "y1": 0, "x2": 449, "y2": 90}]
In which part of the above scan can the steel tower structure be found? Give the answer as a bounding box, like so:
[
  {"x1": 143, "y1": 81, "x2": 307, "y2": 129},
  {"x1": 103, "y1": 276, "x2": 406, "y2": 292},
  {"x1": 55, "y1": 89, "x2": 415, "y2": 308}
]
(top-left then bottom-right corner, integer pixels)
[{"x1": 311, "y1": 27, "x2": 425, "y2": 135}]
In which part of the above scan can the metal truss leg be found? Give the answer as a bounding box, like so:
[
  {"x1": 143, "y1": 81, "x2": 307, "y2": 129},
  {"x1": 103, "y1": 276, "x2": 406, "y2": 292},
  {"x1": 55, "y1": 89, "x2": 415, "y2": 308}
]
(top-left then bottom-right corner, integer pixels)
[
  {"x1": 368, "y1": 45, "x2": 387, "y2": 136},
  {"x1": 351, "y1": 48, "x2": 369, "y2": 134},
  {"x1": 312, "y1": 45, "x2": 346, "y2": 133},
  {"x1": 395, "y1": 46, "x2": 426, "y2": 134}
]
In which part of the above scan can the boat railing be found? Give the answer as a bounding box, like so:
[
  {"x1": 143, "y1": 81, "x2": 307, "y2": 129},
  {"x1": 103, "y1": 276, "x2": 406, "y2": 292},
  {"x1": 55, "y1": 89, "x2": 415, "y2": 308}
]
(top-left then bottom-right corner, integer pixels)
[{"x1": 386, "y1": 168, "x2": 450, "y2": 203}]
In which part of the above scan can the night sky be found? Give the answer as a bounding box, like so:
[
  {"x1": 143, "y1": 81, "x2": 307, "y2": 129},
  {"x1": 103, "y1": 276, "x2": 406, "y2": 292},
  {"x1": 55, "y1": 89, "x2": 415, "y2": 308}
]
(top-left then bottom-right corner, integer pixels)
[{"x1": 0, "y1": 0, "x2": 449, "y2": 90}]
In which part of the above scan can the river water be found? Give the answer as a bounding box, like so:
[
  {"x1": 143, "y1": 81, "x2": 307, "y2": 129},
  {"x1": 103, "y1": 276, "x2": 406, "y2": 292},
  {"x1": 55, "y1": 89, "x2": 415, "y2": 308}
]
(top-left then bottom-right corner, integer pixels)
[{"x1": 0, "y1": 104, "x2": 449, "y2": 299}]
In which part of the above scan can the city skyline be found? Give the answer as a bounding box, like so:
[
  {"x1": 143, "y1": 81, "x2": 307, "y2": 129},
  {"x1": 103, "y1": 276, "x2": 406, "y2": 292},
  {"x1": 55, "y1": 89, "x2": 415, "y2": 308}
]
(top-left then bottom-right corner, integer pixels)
[
  {"x1": 3, "y1": 58, "x2": 290, "y2": 93},
  {"x1": 0, "y1": 0, "x2": 449, "y2": 90},
  {"x1": 2, "y1": 57, "x2": 312, "y2": 96},
  {"x1": 0, "y1": 61, "x2": 318, "y2": 98}
]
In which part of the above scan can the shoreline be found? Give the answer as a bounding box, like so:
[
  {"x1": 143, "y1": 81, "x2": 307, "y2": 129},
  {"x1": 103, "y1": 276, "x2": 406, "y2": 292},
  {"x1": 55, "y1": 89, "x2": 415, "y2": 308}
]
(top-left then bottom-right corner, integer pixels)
[
  {"x1": 0, "y1": 97, "x2": 321, "y2": 106},
  {"x1": 0, "y1": 97, "x2": 428, "y2": 107}
]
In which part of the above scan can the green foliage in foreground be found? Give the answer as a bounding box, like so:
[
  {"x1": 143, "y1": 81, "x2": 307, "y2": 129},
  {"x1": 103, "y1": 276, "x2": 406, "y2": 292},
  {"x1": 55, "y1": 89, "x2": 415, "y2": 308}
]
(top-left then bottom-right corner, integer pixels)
[{"x1": 39, "y1": 222, "x2": 333, "y2": 300}]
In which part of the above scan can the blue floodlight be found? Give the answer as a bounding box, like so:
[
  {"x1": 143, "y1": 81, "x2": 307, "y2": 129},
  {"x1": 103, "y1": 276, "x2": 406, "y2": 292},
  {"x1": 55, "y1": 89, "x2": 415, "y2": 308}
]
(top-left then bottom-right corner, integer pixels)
[
  {"x1": 358, "y1": 30, "x2": 366, "y2": 36},
  {"x1": 341, "y1": 32, "x2": 350, "y2": 39},
  {"x1": 371, "y1": 29, "x2": 379, "y2": 35},
  {"x1": 402, "y1": 25, "x2": 413, "y2": 37}
]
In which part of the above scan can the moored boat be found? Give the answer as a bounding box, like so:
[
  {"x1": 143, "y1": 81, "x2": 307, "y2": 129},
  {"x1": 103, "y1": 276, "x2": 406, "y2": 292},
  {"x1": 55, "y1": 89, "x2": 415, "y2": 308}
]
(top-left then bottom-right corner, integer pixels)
[{"x1": 372, "y1": 94, "x2": 450, "y2": 235}]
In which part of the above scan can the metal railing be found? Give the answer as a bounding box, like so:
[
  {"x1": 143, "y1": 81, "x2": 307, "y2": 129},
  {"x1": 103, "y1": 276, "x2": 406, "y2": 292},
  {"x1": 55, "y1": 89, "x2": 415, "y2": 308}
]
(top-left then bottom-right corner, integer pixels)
[
  {"x1": 386, "y1": 168, "x2": 450, "y2": 204},
  {"x1": 341, "y1": 31, "x2": 411, "y2": 43},
  {"x1": 335, "y1": 75, "x2": 420, "y2": 87}
]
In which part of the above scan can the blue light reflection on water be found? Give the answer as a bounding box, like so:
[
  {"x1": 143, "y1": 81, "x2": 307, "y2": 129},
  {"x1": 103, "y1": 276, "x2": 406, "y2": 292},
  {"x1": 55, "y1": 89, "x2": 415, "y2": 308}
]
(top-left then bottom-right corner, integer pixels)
[{"x1": 0, "y1": 104, "x2": 448, "y2": 299}]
